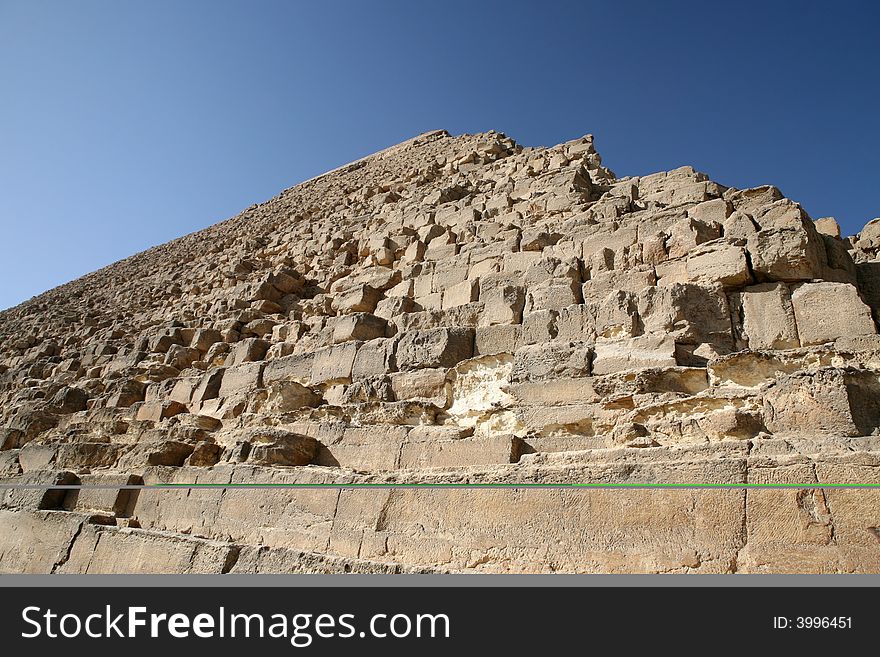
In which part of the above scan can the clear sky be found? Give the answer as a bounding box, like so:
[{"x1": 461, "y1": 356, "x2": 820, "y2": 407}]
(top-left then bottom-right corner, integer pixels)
[{"x1": 1, "y1": 1, "x2": 878, "y2": 310}]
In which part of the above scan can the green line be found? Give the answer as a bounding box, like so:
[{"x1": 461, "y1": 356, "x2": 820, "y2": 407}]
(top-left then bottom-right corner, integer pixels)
[{"x1": 153, "y1": 483, "x2": 880, "y2": 488}]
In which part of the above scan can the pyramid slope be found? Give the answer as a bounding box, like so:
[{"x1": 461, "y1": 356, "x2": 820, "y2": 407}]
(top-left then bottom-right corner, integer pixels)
[{"x1": 2, "y1": 130, "x2": 880, "y2": 574}]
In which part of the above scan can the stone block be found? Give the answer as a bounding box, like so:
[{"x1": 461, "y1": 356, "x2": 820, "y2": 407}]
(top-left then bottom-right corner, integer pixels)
[
  {"x1": 263, "y1": 352, "x2": 315, "y2": 386},
  {"x1": 764, "y1": 368, "x2": 880, "y2": 437},
  {"x1": 591, "y1": 335, "x2": 677, "y2": 375},
  {"x1": 790, "y1": 282, "x2": 876, "y2": 346},
  {"x1": 511, "y1": 342, "x2": 591, "y2": 381},
  {"x1": 396, "y1": 328, "x2": 474, "y2": 370},
  {"x1": 225, "y1": 338, "x2": 269, "y2": 366},
  {"x1": 685, "y1": 239, "x2": 752, "y2": 288},
  {"x1": 217, "y1": 361, "x2": 263, "y2": 397},
  {"x1": 733, "y1": 283, "x2": 799, "y2": 350},
  {"x1": 331, "y1": 313, "x2": 387, "y2": 344},
  {"x1": 442, "y1": 279, "x2": 479, "y2": 309},
  {"x1": 390, "y1": 368, "x2": 450, "y2": 407},
  {"x1": 332, "y1": 284, "x2": 382, "y2": 314},
  {"x1": 310, "y1": 342, "x2": 361, "y2": 385}
]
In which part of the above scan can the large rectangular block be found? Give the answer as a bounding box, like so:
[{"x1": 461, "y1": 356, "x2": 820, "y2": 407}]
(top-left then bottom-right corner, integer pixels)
[
  {"x1": 218, "y1": 361, "x2": 264, "y2": 397},
  {"x1": 592, "y1": 335, "x2": 677, "y2": 375},
  {"x1": 310, "y1": 342, "x2": 361, "y2": 385},
  {"x1": 396, "y1": 328, "x2": 474, "y2": 370},
  {"x1": 390, "y1": 368, "x2": 450, "y2": 406},
  {"x1": 263, "y1": 352, "x2": 315, "y2": 386},
  {"x1": 331, "y1": 313, "x2": 387, "y2": 344},
  {"x1": 442, "y1": 279, "x2": 479, "y2": 309},
  {"x1": 733, "y1": 282, "x2": 799, "y2": 350},
  {"x1": 511, "y1": 341, "x2": 591, "y2": 382},
  {"x1": 791, "y1": 282, "x2": 876, "y2": 346},
  {"x1": 399, "y1": 435, "x2": 523, "y2": 469},
  {"x1": 351, "y1": 337, "x2": 397, "y2": 380}
]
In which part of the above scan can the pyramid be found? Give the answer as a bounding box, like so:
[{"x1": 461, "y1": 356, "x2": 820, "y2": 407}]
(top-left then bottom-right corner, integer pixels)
[{"x1": 2, "y1": 129, "x2": 880, "y2": 573}]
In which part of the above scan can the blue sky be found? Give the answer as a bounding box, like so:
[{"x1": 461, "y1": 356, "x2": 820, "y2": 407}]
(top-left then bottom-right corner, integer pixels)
[{"x1": 1, "y1": 0, "x2": 878, "y2": 310}]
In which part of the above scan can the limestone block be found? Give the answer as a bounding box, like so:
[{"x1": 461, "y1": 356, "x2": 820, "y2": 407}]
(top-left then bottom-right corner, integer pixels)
[
  {"x1": 57, "y1": 525, "x2": 238, "y2": 574},
  {"x1": 667, "y1": 217, "x2": 721, "y2": 259},
  {"x1": 688, "y1": 198, "x2": 731, "y2": 224},
  {"x1": 502, "y1": 251, "x2": 543, "y2": 272},
  {"x1": 724, "y1": 185, "x2": 784, "y2": 215},
  {"x1": 331, "y1": 284, "x2": 382, "y2": 314},
  {"x1": 555, "y1": 304, "x2": 596, "y2": 342},
  {"x1": 511, "y1": 341, "x2": 591, "y2": 382},
  {"x1": 593, "y1": 290, "x2": 640, "y2": 339},
  {"x1": 526, "y1": 282, "x2": 580, "y2": 312},
  {"x1": 351, "y1": 337, "x2": 397, "y2": 380},
  {"x1": 390, "y1": 368, "x2": 450, "y2": 407},
  {"x1": 582, "y1": 267, "x2": 656, "y2": 304},
  {"x1": 474, "y1": 324, "x2": 520, "y2": 356},
  {"x1": 592, "y1": 335, "x2": 677, "y2": 375},
  {"x1": 2, "y1": 470, "x2": 79, "y2": 510},
  {"x1": 791, "y1": 282, "x2": 876, "y2": 345},
  {"x1": 764, "y1": 368, "x2": 880, "y2": 436},
  {"x1": 191, "y1": 368, "x2": 225, "y2": 403},
  {"x1": 225, "y1": 337, "x2": 269, "y2": 366},
  {"x1": 747, "y1": 210, "x2": 826, "y2": 282},
  {"x1": 685, "y1": 239, "x2": 752, "y2": 288},
  {"x1": 519, "y1": 309, "x2": 557, "y2": 345},
  {"x1": 733, "y1": 282, "x2": 800, "y2": 350},
  {"x1": 433, "y1": 256, "x2": 471, "y2": 291},
  {"x1": 638, "y1": 282, "x2": 732, "y2": 347},
  {"x1": 247, "y1": 432, "x2": 318, "y2": 467},
  {"x1": 478, "y1": 273, "x2": 525, "y2": 326},
  {"x1": 118, "y1": 441, "x2": 195, "y2": 468},
  {"x1": 51, "y1": 386, "x2": 88, "y2": 414},
  {"x1": 264, "y1": 381, "x2": 322, "y2": 413},
  {"x1": 442, "y1": 278, "x2": 479, "y2": 309},
  {"x1": 396, "y1": 328, "x2": 474, "y2": 370},
  {"x1": 135, "y1": 400, "x2": 188, "y2": 423},
  {"x1": 814, "y1": 217, "x2": 841, "y2": 238},
  {"x1": 0, "y1": 510, "x2": 84, "y2": 574},
  {"x1": 262, "y1": 352, "x2": 314, "y2": 386},
  {"x1": 310, "y1": 342, "x2": 361, "y2": 385},
  {"x1": 55, "y1": 443, "x2": 120, "y2": 470},
  {"x1": 399, "y1": 435, "x2": 522, "y2": 469},
  {"x1": 331, "y1": 312, "x2": 387, "y2": 344},
  {"x1": 106, "y1": 379, "x2": 147, "y2": 408},
  {"x1": 520, "y1": 228, "x2": 562, "y2": 251},
  {"x1": 65, "y1": 473, "x2": 142, "y2": 516},
  {"x1": 425, "y1": 240, "x2": 458, "y2": 261},
  {"x1": 375, "y1": 295, "x2": 415, "y2": 320},
  {"x1": 214, "y1": 361, "x2": 261, "y2": 398}
]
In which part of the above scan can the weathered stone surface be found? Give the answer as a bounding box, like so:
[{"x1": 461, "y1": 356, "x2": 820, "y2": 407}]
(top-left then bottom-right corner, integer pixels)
[
  {"x1": 331, "y1": 284, "x2": 382, "y2": 314},
  {"x1": 733, "y1": 282, "x2": 800, "y2": 350},
  {"x1": 764, "y1": 368, "x2": 880, "y2": 436},
  {"x1": 263, "y1": 352, "x2": 314, "y2": 386},
  {"x1": 331, "y1": 313, "x2": 387, "y2": 344},
  {"x1": 247, "y1": 432, "x2": 318, "y2": 467},
  {"x1": 511, "y1": 342, "x2": 591, "y2": 382},
  {"x1": 264, "y1": 381, "x2": 322, "y2": 412},
  {"x1": 396, "y1": 327, "x2": 474, "y2": 370},
  {"x1": 390, "y1": 368, "x2": 449, "y2": 406},
  {"x1": 685, "y1": 239, "x2": 752, "y2": 288},
  {"x1": 310, "y1": 342, "x2": 361, "y2": 385},
  {"x1": 748, "y1": 220, "x2": 825, "y2": 282},
  {"x1": 790, "y1": 282, "x2": 876, "y2": 345},
  {"x1": 591, "y1": 335, "x2": 677, "y2": 375},
  {"x1": 2, "y1": 129, "x2": 880, "y2": 574}
]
